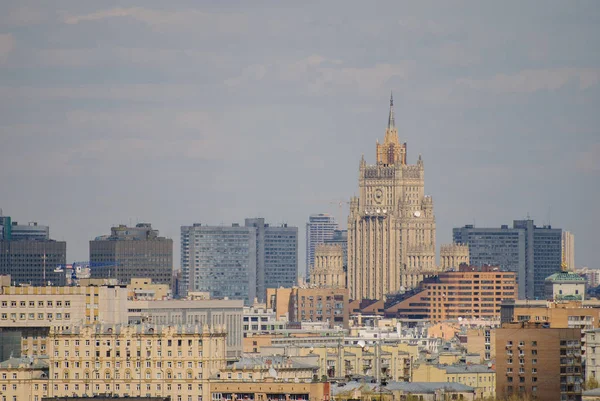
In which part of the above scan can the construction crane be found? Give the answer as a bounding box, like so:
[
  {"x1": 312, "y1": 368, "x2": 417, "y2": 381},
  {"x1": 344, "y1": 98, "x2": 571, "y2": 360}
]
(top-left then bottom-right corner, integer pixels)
[{"x1": 329, "y1": 200, "x2": 350, "y2": 228}]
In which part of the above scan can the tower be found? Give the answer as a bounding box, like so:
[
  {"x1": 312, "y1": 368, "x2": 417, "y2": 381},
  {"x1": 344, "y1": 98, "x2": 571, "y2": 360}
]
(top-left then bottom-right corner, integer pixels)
[{"x1": 348, "y1": 94, "x2": 437, "y2": 301}]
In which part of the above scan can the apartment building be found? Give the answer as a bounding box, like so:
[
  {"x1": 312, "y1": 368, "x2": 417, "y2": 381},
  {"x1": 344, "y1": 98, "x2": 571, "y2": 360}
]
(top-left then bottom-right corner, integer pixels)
[
  {"x1": 266, "y1": 287, "x2": 349, "y2": 329},
  {"x1": 501, "y1": 299, "x2": 600, "y2": 330},
  {"x1": 496, "y1": 321, "x2": 582, "y2": 401},
  {"x1": 388, "y1": 265, "x2": 517, "y2": 322},
  {"x1": 411, "y1": 363, "x2": 495, "y2": 399}
]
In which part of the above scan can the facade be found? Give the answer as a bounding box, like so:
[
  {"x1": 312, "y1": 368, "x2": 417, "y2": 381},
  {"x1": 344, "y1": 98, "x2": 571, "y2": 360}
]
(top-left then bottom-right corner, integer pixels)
[
  {"x1": 127, "y1": 278, "x2": 171, "y2": 300},
  {"x1": 324, "y1": 229, "x2": 348, "y2": 270},
  {"x1": 181, "y1": 220, "x2": 298, "y2": 304},
  {"x1": 90, "y1": 223, "x2": 173, "y2": 286},
  {"x1": 563, "y1": 231, "x2": 576, "y2": 270},
  {"x1": 309, "y1": 244, "x2": 346, "y2": 288},
  {"x1": 585, "y1": 329, "x2": 600, "y2": 384},
  {"x1": 0, "y1": 240, "x2": 66, "y2": 286},
  {"x1": 496, "y1": 321, "x2": 582, "y2": 401},
  {"x1": 453, "y1": 219, "x2": 562, "y2": 300},
  {"x1": 387, "y1": 265, "x2": 517, "y2": 322},
  {"x1": 245, "y1": 218, "x2": 298, "y2": 294},
  {"x1": 9, "y1": 221, "x2": 50, "y2": 241},
  {"x1": 465, "y1": 326, "x2": 496, "y2": 362},
  {"x1": 1, "y1": 324, "x2": 228, "y2": 400},
  {"x1": 331, "y1": 381, "x2": 476, "y2": 401},
  {"x1": 211, "y1": 381, "x2": 330, "y2": 401},
  {"x1": 0, "y1": 216, "x2": 11, "y2": 240},
  {"x1": 411, "y1": 363, "x2": 495, "y2": 399},
  {"x1": 266, "y1": 287, "x2": 349, "y2": 329},
  {"x1": 439, "y1": 244, "x2": 469, "y2": 270},
  {"x1": 181, "y1": 223, "x2": 257, "y2": 302},
  {"x1": 348, "y1": 95, "x2": 436, "y2": 301},
  {"x1": 305, "y1": 214, "x2": 337, "y2": 280},
  {"x1": 545, "y1": 271, "x2": 586, "y2": 301},
  {"x1": 126, "y1": 298, "x2": 244, "y2": 358},
  {"x1": 500, "y1": 299, "x2": 600, "y2": 330}
]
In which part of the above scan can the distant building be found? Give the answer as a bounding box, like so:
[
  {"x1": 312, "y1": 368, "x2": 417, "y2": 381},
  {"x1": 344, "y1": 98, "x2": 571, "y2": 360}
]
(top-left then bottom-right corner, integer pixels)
[
  {"x1": 324, "y1": 229, "x2": 348, "y2": 270},
  {"x1": 386, "y1": 265, "x2": 517, "y2": 322},
  {"x1": 545, "y1": 271, "x2": 586, "y2": 301},
  {"x1": 439, "y1": 244, "x2": 469, "y2": 270},
  {"x1": 453, "y1": 219, "x2": 562, "y2": 300},
  {"x1": 245, "y1": 218, "x2": 298, "y2": 293},
  {"x1": 500, "y1": 299, "x2": 600, "y2": 330},
  {"x1": 496, "y1": 321, "x2": 582, "y2": 401},
  {"x1": 305, "y1": 214, "x2": 337, "y2": 280},
  {"x1": 181, "y1": 219, "x2": 298, "y2": 304},
  {"x1": 585, "y1": 329, "x2": 600, "y2": 384},
  {"x1": 309, "y1": 244, "x2": 346, "y2": 288},
  {"x1": 266, "y1": 287, "x2": 349, "y2": 329},
  {"x1": 563, "y1": 231, "x2": 576, "y2": 270},
  {"x1": 90, "y1": 223, "x2": 173, "y2": 286},
  {"x1": 9, "y1": 221, "x2": 49, "y2": 241}
]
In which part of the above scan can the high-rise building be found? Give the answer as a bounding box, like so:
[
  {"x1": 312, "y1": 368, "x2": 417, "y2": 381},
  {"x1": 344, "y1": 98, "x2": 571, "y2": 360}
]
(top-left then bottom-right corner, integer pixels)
[
  {"x1": 348, "y1": 94, "x2": 436, "y2": 301},
  {"x1": 453, "y1": 220, "x2": 562, "y2": 300},
  {"x1": 562, "y1": 231, "x2": 575, "y2": 270},
  {"x1": 245, "y1": 218, "x2": 298, "y2": 293},
  {"x1": 90, "y1": 223, "x2": 173, "y2": 286},
  {"x1": 496, "y1": 322, "x2": 582, "y2": 401},
  {"x1": 439, "y1": 244, "x2": 469, "y2": 270},
  {"x1": 181, "y1": 223, "x2": 257, "y2": 302},
  {"x1": 305, "y1": 214, "x2": 337, "y2": 280},
  {"x1": 0, "y1": 216, "x2": 65, "y2": 286},
  {"x1": 181, "y1": 219, "x2": 297, "y2": 304}
]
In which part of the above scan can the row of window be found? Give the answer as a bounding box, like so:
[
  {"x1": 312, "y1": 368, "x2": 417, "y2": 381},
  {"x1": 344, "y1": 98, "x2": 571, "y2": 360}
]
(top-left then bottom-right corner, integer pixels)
[
  {"x1": 1, "y1": 300, "x2": 71, "y2": 308},
  {"x1": 1, "y1": 312, "x2": 70, "y2": 320}
]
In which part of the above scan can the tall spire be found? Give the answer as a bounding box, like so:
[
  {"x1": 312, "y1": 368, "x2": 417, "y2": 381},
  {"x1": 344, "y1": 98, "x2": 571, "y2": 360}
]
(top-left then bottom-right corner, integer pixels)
[{"x1": 388, "y1": 91, "x2": 395, "y2": 129}]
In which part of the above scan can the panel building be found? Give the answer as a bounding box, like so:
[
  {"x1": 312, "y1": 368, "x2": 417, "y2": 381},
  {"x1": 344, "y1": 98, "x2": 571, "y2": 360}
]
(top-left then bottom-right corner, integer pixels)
[
  {"x1": 0, "y1": 216, "x2": 65, "y2": 287},
  {"x1": 453, "y1": 220, "x2": 562, "y2": 300},
  {"x1": 181, "y1": 219, "x2": 298, "y2": 304},
  {"x1": 348, "y1": 94, "x2": 437, "y2": 301},
  {"x1": 305, "y1": 214, "x2": 337, "y2": 280},
  {"x1": 90, "y1": 223, "x2": 173, "y2": 286}
]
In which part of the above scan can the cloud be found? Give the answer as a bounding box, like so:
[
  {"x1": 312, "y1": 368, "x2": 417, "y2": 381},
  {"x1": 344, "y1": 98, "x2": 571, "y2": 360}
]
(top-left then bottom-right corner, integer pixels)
[
  {"x1": 63, "y1": 7, "x2": 247, "y2": 34},
  {"x1": 457, "y1": 68, "x2": 600, "y2": 94},
  {"x1": 0, "y1": 34, "x2": 15, "y2": 64}
]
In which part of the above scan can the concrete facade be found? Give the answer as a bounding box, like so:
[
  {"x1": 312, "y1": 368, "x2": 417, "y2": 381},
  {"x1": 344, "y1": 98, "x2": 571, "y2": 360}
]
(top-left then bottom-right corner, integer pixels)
[
  {"x1": 90, "y1": 223, "x2": 173, "y2": 286},
  {"x1": 439, "y1": 244, "x2": 469, "y2": 270},
  {"x1": 496, "y1": 322, "x2": 582, "y2": 401},
  {"x1": 309, "y1": 244, "x2": 346, "y2": 288},
  {"x1": 348, "y1": 95, "x2": 437, "y2": 301},
  {"x1": 563, "y1": 231, "x2": 576, "y2": 270}
]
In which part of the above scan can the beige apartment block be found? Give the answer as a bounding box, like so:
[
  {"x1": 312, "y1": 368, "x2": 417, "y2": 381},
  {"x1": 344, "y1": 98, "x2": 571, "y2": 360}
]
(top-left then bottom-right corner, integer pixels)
[
  {"x1": 411, "y1": 363, "x2": 495, "y2": 399},
  {"x1": 309, "y1": 244, "x2": 346, "y2": 289},
  {"x1": 562, "y1": 231, "x2": 575, "y2": 270},
  {"x1": 210, "y1": 381, "x2": 330, "y2": 401},
  {"x1": 128, "y1": 278, "x2": 171, "y2": 300},
  {"x1": 439, "y1": 244, "x2": 469, "y2": 270},
  {"x1": 348, "y1": 95, "x2": 437, "y2": 301}
]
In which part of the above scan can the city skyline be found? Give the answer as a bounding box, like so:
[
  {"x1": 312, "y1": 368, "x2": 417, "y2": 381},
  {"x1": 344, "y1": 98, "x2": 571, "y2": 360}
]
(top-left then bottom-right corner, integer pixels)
[{"x1": 1, "y1": 1, "x2": 598, "y2": 271}]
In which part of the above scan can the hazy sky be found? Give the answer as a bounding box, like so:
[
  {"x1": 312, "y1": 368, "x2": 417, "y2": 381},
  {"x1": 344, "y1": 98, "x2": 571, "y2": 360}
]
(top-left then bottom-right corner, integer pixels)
[{"x1": 1, "y1": 1, "x2": 598, "y2": 271}]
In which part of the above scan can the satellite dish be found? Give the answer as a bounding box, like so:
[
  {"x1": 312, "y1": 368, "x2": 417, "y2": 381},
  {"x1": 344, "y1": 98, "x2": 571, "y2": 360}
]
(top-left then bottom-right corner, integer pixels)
[
  {"x1": 487, "y1": 362, "x2": 492, "y2": 368},
  {"x1": 413, "y1": 211, "x2": 421, "y2": 217},
  {"x1": 376, "y1": 209, "x2": 381, "y2": 213},
  {"x1": 357, "y1": 340, "x2": 366, "y2": 348},
  {"x1": 400, "y1": 286, "x2": 406, "y2": 292},
  {"x1": 458, "y1": 317, "x2": 463, "y2": 322},
  {"x1": 268, "y1": 367, "x2": 278, "y2": 379}
]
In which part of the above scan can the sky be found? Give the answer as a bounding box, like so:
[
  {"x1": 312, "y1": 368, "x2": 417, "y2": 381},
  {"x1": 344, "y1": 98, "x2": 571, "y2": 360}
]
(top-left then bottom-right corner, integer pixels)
[{"x1": 1, "y1": 1, "x2": 599, "y2": 271}]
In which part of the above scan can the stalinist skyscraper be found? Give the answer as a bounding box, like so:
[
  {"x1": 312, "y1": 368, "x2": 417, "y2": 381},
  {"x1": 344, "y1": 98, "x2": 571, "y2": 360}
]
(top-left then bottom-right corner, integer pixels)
[{"x1": 348, "y1": 94, "x2": 437, "y2": 301}]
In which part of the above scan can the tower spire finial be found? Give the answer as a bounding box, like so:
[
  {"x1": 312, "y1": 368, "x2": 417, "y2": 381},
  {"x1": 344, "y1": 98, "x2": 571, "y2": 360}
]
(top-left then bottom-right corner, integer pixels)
[{"x1": 388, "y1": 91, "x2": 395, "y2": 129}]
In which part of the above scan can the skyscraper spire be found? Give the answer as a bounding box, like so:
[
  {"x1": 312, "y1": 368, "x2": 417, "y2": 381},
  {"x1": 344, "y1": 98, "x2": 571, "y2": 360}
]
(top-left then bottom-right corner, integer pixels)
[{"x1": 388, "y1": 91, "x2": 395, "y2": 129}]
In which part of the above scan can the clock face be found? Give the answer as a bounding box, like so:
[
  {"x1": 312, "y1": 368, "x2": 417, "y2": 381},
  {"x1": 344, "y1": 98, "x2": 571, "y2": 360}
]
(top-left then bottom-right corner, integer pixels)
[
  {"x1": 374, "y1": 188, "x2": 384, "y2": 204},
  {"x1": 413, "y1": 210, "x2": 421, "y2": 217}
]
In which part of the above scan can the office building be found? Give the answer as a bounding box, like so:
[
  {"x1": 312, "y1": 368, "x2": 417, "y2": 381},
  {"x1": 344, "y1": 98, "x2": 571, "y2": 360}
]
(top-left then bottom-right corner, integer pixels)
[
  {"x1": 305, "y1": 214, "x2": 337, "y2": 280},
  {"x1": 181, "y1": 220, "x2": 298, "y2": 304},
  {"x1": 563, "y1": 231, "x2": 576, "y2": 270},
  {"x1": 266, "y1": 286, "x2": 349, "y2": 329},
  {"x1": 324, "y1": 229, "x2": 348, "y2": 270},
  {"x1": 127, "y1": 298, "x2": 244, "y2": 358},
  {"x1": 10, "y1": 221, "x2": 50, "y2": 241},
  {"x1": 0, "y1": 240, "x2": 66, "y2": 287},
  {"x1": 453, "y1": 219, "x2": 562, "y2": 300},
  {"x1": 387, "y1": 265, "x2": 516, "y2": 322},
  {"x1": 90, "y1": 223, "x2": 173, "y2": 286},
  {"x1": 348, "y1": 94, "x2": 436, "y2": 301},
  {"x1": 245, "y1": 218, "x2": 298, "y2": 294},
  {"x1": 496, "y1": 321, "x2": 582, "y2": 401},
  {"x1": 309, "y1": 244, "x2": 346, "y2": 288}
]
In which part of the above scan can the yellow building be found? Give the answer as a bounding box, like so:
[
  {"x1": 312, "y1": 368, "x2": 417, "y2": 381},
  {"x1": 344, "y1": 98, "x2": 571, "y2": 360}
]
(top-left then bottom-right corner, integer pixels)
[
  {"x1": 411, "y1": 363, "x2": 495, "y2": 399},
  {"x1": 210, "y1": 380, "x2": 330, "y2": 401},
  {"x1": 128, "y1": 278, "x2": 171, "y2": 300},
  {"x1": 309, "y1": 244, "x2": 346, "y2": 289}
]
